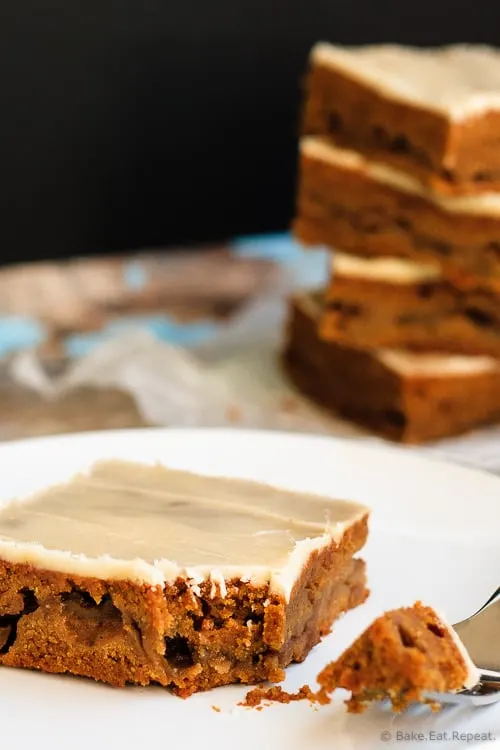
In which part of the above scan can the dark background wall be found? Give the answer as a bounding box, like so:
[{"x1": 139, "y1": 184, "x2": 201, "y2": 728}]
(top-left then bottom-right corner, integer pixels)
[{"x1": 1, "y1": 1, "x2": 500, "y2": 263}]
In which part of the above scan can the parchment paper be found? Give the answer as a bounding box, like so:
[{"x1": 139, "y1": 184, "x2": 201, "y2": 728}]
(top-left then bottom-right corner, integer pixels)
[{"x1": 7, "y1": 282, "x2": 500, "y2": 476}]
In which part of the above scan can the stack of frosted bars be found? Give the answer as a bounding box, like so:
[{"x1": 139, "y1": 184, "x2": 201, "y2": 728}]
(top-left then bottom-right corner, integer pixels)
[{"x1": 285, "y1": 43, "x2": 500, "y2": 443}]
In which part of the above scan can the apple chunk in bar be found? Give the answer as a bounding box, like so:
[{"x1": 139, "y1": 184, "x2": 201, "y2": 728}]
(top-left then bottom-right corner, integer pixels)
[{"x1": 0, "y1": 460, "x2": 369, "y2": 696}]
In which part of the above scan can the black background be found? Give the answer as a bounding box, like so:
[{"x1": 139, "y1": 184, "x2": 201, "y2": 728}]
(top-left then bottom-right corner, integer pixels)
[{"x1": 2, "y1": 1, "x2": 500, "y2": 263}]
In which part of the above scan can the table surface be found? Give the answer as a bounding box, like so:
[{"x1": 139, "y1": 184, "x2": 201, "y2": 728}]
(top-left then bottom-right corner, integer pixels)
[
  {"x1": 0, "y1": 234, "x2": 320, "y2": 440},
  {"x1": 3, "y1": 234, "x2": 500, "y2": 481}
]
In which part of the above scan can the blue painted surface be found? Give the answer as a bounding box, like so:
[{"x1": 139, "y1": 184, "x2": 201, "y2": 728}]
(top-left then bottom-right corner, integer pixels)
[
  {"x1": 232, "y1": 232, "x2": 305, "y2": 260},
  {"x1": 0, "y1": 316, "x2": 46, "y2": 356},
  {"x1": 232, "y1": 232, "x2": 329, "y2": 289},
  {"x1": 123, "y1": 260, "x2": 148, "y2": 291},
  {"x1": 65, "y1": 316, "x2": 219, "y2": 358},
  {"x1": 1, "y1": 233, "x2": 329, "y2": 356}
]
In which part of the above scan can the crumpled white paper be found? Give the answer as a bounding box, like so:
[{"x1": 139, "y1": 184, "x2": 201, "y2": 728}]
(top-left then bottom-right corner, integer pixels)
[{"x1": 7, "y1": 282, "x2": 500, "y2": 476}]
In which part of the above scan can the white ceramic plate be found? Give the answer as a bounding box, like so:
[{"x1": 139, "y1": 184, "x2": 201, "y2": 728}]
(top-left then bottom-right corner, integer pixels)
[{"x1": 1, "y1": 428, "x2": 499, "y2": 750}]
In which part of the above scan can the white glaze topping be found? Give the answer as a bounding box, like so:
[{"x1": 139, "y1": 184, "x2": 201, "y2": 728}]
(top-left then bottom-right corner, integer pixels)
[
  {"x1": 433, "y1": 608, "x2": 480, "y2": 689},
  {"x1": 0, "y1": 460, "x2": 368, "y2": 600},
  {"x1": 376, "y1": 349, "x2": 499, "y2": 377},
  {"x1": 312, "y1": 43, "x2": 500, "y2": 120},
  {"x1": 333, "y1": 252, "x2": 441, "y2": 284},
  {"x1": 301, "y1": 137, "x2": 500, "y2": 217}
]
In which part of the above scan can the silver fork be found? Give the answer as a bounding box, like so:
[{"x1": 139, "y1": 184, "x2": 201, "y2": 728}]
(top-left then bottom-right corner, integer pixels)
[{"x1": 434, "y1": 587, "x2": 500, "y2": 706}]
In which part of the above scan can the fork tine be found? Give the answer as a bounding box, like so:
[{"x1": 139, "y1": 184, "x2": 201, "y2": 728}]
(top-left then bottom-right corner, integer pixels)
[
  {"x1": 476, "y1": 586, "x2": 500, "y2": 613},
  {"x1": 427, "y1": 675, "x2": 500, "y2": 707}
]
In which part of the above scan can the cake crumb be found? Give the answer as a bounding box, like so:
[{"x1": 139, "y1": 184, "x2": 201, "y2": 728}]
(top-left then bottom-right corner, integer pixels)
[
  {"x1": 280, "y1": 396, "x2": 299, "y2": 414},
  {"x1": 239, "y1": 684, "x2": 331, "y2": 709},
  {"x1": 225, "y1": 405, "x2": 242, "y2": 423},
  {"x1": 212, "y1": 705, "x2": 221, "y2": 713}
]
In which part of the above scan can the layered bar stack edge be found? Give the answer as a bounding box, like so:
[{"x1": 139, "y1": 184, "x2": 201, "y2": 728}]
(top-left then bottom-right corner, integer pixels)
[{"x1": 287, "y1": 42, "x2": 500, "y2": 441}]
